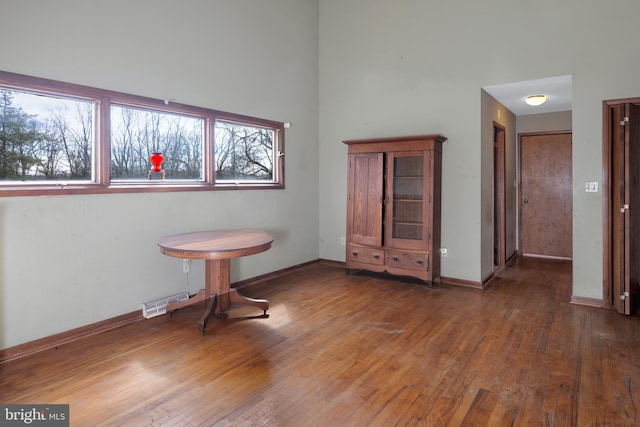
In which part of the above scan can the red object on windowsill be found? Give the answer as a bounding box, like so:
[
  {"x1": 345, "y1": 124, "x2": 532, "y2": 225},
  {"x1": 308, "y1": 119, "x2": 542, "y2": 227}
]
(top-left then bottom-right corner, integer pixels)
[{"x1": 149, "y1": 152, "x2": 164, "y2": 172}]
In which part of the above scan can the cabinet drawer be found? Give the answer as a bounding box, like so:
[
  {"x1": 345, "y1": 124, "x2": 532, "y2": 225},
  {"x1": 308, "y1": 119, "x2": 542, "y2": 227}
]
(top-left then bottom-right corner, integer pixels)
[
  {"x1": 347, "y1": 245, "x2": 384, "y2": 266},
  {"x1": 385, "y1": 250, "x2": 429, "y2": 271}
]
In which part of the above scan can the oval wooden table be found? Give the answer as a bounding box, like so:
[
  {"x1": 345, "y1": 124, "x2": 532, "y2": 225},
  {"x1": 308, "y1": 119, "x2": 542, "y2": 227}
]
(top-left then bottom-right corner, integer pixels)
[{"x1": 158, "y1": 229, "x2": 273, "y2": 333}]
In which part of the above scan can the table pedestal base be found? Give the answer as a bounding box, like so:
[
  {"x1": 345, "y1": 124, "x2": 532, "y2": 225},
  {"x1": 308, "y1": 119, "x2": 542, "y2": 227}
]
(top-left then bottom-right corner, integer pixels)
[
  {"x1": 193, "y1": 289, "x2": 269, "y2": 333},
  {"x1": 165, "y1": 258, "x2": 269, "y2": 333}
]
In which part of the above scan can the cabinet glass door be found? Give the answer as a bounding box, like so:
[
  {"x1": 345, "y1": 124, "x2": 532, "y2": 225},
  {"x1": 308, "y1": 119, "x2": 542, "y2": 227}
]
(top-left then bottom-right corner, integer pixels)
[{"x1": 388, "y1": 152, "x2": 425, "y2": 249}]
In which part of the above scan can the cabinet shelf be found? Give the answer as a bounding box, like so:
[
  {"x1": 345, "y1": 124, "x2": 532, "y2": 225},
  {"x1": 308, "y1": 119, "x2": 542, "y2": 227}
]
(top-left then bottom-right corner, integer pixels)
[
  {"x1": 394, "y1": 197, "x2": 423, "y2": 202},
  {"x1": 393, "y1": 220, "x2": 423, "y2": 226}
]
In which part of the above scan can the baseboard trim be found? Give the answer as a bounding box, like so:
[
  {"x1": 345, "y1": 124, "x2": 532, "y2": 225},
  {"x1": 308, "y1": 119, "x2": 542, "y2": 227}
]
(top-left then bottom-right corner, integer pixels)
[
  {"x1": 1, "y1": 259, "x2": 323, "y2": 363},
  {"x1": 440, "y1": 276, "x2": 485, "y2": 289},
  {"x1": 316, "y1": 258, "x2": 346, "y2": 268},
  {"x1": 570, "y1": 295, "x2": 603, "y2": 308},
  {"x1": 0, "y1": 311, "x2": 143, "y2": 364},
  {"x1": 233, "y1": 259, "x2": 320, "y2": 289},
  {"x1": 521, "y1": 253, "x2": 572, "y2": 261}
]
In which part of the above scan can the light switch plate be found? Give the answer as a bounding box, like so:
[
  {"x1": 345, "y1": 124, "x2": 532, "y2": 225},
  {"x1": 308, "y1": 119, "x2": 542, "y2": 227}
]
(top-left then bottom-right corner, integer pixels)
[{"x1": 585, "y1": 181, "x2": 598, "y2": 192}]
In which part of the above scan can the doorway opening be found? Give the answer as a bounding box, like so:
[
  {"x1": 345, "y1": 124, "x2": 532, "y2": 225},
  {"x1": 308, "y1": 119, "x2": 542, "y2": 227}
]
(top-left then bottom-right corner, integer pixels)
[{"x1": 494, "y1": 122, "x2": 506, "y2": 270}]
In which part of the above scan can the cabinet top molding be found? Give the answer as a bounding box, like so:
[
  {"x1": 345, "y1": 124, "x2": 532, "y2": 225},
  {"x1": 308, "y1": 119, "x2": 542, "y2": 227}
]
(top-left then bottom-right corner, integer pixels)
[
  {"x1": 343, "y1": 134, "x2": 447, "y2": 154},
  {"x1": 343, "y1": 134, "x2": 447, "y2": 145}
]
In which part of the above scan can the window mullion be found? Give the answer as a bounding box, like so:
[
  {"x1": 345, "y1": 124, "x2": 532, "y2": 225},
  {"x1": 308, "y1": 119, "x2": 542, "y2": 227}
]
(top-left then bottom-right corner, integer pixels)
[
  {"x1": 205, "y1": 116, "x2": 215, "y2": 184},
  {"x1": 95, "y1": 96, "x2": 111, "y2": 186}
]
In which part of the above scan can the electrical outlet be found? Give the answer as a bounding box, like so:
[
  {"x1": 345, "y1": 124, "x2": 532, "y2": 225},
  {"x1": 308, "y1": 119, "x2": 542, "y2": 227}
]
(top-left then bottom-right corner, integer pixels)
[
  {"x1": 182, "y1": 259, "x2": 191, "y2": 274},
  {"x1": 440, "y1": 248, "x2": 448, "y2": 257}
]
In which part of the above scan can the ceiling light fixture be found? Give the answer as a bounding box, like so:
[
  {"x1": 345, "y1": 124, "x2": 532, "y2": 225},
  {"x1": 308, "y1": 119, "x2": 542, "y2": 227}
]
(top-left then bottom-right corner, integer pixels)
[{"x1": 526, "y1": 95, "x2": 547, "y2": 106}]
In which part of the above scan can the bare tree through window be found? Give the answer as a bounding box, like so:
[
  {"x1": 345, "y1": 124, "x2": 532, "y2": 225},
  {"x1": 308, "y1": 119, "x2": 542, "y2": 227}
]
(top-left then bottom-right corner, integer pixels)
[
  {"x1": 0, "y1": 89, "x2": 93, "y2": 180},
  {"x1": 214, "y1": 120, "x2": 274, "y2": 182},
  {"x1": 110, "y1": 105, "x2": 203, "y2": 180}
]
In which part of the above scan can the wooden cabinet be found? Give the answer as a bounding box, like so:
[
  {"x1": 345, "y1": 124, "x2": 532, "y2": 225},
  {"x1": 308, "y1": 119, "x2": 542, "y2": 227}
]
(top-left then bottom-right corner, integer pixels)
[{"x1": 344, "y1": 134, "x2": 446, "y2": 284}]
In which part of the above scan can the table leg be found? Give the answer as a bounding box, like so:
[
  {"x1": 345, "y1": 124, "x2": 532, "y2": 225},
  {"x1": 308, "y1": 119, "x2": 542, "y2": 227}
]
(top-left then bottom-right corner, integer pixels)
[
  {"x1": 198, "y1": 293, "x2": 217, "y2": 334},
  {"x1": 167, "y1": 289, "x2": 208, "y2": 313},
  {"x1": 166, "y1": 289, "x2": 217, "y2": 331},
  {"x1": 229, "y1": 289, "x2": 269, "y2": 315}
]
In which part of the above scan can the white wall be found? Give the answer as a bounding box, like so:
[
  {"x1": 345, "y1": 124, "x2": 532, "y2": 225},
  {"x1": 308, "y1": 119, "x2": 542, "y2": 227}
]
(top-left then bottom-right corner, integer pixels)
[
  {"x1": 518, "y1": 111, "x2": 572, "y2": 135},
  {"x1": 0, "y1": 0, "x2": 319, "y2": 348},
  {"x1": 318, "y1": 0, "x2": 640, "y2": 300}
]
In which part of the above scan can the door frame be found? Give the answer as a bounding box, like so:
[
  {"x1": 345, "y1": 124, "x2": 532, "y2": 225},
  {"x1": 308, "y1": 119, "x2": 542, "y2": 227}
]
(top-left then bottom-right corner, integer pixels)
[
  {"x1": 493, "y1": 122, "x2": 507, "y2": 269},
  {"x1": 602, "y1": 97, "x2": 640, "y2": 311}
]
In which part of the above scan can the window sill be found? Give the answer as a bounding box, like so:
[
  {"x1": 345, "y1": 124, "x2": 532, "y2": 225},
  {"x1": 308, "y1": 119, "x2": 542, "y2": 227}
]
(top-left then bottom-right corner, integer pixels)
[{"x1": 0, "y1": 182, "x2": 284, "y2": 197}]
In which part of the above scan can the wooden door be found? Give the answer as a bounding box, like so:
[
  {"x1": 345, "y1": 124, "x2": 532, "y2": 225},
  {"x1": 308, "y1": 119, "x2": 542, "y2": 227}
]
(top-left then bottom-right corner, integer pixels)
[
  {"x1": 347, "y1": 153, "x2": 383, "y2": 247},
  {"x1": 520, "y1": 133, "x2": 572, "y2": 258},
  {"x1": 611, "y1": 103, "x2": 640, "y2": 314}
]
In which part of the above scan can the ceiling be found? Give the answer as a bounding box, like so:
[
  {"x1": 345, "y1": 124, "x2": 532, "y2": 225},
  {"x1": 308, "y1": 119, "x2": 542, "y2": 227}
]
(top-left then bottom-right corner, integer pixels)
[{"x1": 483, "y1": 75, "x2": 572, "y2": 116}]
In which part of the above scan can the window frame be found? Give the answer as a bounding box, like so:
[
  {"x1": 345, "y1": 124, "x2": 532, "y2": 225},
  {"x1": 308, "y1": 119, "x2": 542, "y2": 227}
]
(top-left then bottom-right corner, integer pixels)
[{"x1": 0, "y1": 70, "x2": 285, "y2": 197}]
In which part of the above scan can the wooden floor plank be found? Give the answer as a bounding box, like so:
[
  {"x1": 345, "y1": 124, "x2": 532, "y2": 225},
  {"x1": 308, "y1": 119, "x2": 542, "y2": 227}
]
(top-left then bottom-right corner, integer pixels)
[{"x1": 1, "y1": 257, "x2": 639, "y2": 426}]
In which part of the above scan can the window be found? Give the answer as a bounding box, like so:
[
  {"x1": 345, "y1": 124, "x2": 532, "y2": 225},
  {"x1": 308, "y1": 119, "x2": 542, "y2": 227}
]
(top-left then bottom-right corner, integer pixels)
[
  {"x1": 215, "y1": 120, "x2": 276, "y2": 182},
  {"x1": 0, "y1": 71, "x2": 284, "y2": 196},
  {"x1": 0, "y1": 89, "x2": 95, "y2": 181},
  {"x1": 110, "y1": 105, "x2": 204, "y2": 181}
]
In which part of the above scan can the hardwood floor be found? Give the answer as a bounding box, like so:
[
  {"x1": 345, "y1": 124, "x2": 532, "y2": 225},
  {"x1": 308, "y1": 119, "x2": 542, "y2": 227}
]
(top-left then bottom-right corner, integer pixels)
[{"x1": 1, "y1": 257, "x2": 639, "y2": 426}]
